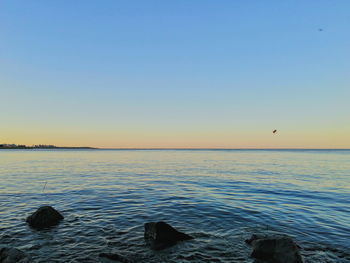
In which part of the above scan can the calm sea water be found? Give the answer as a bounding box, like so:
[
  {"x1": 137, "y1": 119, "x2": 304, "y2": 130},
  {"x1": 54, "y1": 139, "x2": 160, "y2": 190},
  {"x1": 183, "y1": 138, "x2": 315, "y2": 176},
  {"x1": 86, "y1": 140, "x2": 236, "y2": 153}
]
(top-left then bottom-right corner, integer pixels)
[{"x1": 0, "y1": 149, "x2": 349, "y2": 263}]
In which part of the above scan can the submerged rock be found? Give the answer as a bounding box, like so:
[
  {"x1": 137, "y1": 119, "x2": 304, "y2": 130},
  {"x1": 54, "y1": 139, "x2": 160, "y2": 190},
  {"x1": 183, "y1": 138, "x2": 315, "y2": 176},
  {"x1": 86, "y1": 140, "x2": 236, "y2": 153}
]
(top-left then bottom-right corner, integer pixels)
[
  {"x1": 26, "y1": 206, "x2": 64, "y2": 229},
  {"x1": 144, "y1": 221, "x2": 193, "y2": 250},
  {"x1": 246, "y1": 234, "x2": 304, "y2": 263},
  {"x1": 99, "y1": 253, "x2": 135, "y2": 263},
  {"x1": 0, "y1": 247, "x2": 31, "y2": 263}
]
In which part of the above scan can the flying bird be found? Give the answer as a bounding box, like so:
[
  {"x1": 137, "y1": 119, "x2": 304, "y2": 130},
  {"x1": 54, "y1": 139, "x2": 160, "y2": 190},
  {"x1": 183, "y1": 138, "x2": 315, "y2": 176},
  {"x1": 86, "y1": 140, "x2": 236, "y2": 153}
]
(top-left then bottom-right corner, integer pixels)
[
  {"x1": 273, "y1": 129, "x2": 277, "y2": 134},
  {"x1": 318, "y1": 28, "x2": 323, "y2": 32}
]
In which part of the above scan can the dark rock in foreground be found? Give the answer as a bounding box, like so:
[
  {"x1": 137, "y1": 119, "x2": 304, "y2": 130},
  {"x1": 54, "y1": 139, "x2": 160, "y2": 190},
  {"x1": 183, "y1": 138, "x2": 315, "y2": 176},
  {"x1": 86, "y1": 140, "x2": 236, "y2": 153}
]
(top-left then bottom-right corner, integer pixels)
[
  {"x1": 0, "y1": 247, "x2": 31, "y2": 263},
  {"x1": 26, "y1": 206, "x2": 64, "y2": 229},
  {"x1": 144, "y1": 221, "x2": 193, "y2": 250},
  {"x1": 246, "y1": 234, "x2": 304, "y2": 263},
  {"x1": 99, "y1": 253, "x2": 134, "y2": 263}
]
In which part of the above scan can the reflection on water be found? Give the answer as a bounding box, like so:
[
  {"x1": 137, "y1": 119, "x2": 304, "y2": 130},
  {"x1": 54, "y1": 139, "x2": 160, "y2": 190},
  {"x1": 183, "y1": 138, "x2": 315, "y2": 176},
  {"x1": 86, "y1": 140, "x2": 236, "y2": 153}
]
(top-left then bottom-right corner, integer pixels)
[{"x1": 0, "y1": 149, "x2": 349, "y2": 262}]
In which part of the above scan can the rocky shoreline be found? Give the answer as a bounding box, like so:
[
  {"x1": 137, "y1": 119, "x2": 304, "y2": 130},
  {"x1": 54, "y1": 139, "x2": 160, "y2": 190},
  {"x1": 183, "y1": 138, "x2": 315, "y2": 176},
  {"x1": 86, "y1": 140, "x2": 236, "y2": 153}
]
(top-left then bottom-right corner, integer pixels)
[{"x1": 1, "y1": 206, "x2": 310, "y2": 263}]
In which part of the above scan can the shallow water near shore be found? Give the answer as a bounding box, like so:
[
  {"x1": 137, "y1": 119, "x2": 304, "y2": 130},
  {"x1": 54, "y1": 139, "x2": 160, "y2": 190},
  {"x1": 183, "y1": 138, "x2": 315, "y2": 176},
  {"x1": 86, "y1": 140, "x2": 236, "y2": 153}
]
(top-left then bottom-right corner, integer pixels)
[{"x1": 0, "y1": 149, "x2": 349, "y2": 262}]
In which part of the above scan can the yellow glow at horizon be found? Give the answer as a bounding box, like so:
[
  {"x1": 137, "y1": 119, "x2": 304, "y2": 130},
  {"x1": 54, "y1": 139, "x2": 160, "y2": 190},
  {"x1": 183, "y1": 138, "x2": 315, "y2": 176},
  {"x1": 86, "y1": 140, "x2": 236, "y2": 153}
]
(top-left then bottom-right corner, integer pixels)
[{"x1": 2, "y1": 127, "x2": 349, "y2": 149}]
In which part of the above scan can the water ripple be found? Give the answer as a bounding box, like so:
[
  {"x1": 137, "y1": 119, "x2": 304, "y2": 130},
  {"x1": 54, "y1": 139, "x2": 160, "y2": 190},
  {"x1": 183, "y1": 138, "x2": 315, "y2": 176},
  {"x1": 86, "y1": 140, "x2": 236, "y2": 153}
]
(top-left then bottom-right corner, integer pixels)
[{"x1": 0, "y1": 149, "x2": 349, "y2": 262}]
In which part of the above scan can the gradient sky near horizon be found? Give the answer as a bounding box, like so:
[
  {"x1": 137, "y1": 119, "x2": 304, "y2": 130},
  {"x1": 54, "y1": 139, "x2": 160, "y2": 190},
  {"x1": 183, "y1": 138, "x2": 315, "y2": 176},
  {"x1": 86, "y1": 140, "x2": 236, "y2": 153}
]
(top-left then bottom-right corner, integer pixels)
[{"x1": 1, "y1": 1, "x2": 349, "y2": 148}]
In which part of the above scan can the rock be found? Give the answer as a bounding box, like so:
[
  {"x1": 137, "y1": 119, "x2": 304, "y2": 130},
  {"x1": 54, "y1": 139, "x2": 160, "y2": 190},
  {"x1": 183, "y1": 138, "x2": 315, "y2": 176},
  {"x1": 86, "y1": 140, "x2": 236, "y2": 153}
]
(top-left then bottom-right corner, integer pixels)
[
  {"x1": 246, "y1": 234, "x2": 304, "y2": 263},
  {"x1": 144, "y1": 221, "x2": 193, "y2": 250},
  {"x1": 245, "y1": 234, "x2": 263, "y2": 245},
  {"x1": 99, "y1": 253, "x2": 134, "y2": 263},
  {"x1": 0, "y1": 247, "x2": 31, "y2": 263},
  {"x1": 26, "y1": 206, "x2": 64, "y2": 229}
]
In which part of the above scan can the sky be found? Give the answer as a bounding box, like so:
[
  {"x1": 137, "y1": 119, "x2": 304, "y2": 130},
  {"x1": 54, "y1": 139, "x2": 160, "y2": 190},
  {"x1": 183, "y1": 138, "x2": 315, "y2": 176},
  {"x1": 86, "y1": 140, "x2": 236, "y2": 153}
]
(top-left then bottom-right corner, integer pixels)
[{"x1": 0, "y1": 1, "x2": 349, "y2": 148}]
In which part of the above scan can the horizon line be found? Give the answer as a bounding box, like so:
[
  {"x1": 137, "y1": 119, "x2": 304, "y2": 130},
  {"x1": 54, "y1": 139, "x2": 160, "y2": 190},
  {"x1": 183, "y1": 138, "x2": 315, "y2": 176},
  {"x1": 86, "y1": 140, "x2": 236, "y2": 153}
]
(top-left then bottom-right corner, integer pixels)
[
  {"x1": 2, "y1": 144, "x2": 350, "y2": 150},
  {"x1": 66, "y1": 147, "x2": 350, "y2": 150}
]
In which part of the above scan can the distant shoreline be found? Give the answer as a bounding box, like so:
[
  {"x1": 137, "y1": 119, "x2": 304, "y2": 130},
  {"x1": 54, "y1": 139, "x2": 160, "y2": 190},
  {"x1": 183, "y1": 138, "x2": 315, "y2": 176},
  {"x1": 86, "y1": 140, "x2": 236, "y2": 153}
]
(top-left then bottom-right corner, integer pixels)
[
  {"x1": 1, "y1": 143, "x2": 349, "y2": 151},
  {"x1": 1, "y1": 147, "x2": 349, "y2": 151},
  {"x1": 0, "y1": 145, "x2": 96, "y2": 150}
]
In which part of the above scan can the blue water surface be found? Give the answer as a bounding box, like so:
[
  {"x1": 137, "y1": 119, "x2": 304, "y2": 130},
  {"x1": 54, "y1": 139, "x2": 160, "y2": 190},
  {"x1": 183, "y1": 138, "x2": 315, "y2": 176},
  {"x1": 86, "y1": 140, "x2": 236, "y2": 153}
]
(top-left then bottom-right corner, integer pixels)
[{"x1": 0, "y1": 149, "x2": 349, "y2": 262}]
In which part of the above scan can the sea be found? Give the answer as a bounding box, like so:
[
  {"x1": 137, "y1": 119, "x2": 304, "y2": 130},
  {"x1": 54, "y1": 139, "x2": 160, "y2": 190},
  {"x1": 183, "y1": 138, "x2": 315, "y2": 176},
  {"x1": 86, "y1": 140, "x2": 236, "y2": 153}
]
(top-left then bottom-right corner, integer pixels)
[{"x1": 0, "y1": 149, "x2": 349, "y2": 263}]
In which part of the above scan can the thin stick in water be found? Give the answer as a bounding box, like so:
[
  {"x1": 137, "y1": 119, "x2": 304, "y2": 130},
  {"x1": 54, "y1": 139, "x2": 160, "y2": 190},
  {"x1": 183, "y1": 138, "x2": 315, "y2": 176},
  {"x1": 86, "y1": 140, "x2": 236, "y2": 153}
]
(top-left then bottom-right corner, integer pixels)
[{"x1": 42, "y1": 181, "x2": 47, "y2": 193}]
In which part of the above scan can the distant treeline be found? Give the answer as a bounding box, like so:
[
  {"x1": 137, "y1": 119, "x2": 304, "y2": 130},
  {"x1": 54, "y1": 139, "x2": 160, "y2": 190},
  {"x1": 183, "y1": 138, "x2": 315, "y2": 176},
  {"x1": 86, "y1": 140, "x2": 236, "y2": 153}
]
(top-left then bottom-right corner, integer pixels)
[{"x1": 0, "y1": 144, "x2": 95, "y2": 149}]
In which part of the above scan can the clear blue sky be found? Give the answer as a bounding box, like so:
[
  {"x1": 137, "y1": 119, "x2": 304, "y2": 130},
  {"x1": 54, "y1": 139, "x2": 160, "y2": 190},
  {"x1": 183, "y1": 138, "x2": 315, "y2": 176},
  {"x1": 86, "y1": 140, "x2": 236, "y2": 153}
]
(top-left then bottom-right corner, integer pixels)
[{"x1": 1, "y1": 1, "x2": 349, "y2": 148}]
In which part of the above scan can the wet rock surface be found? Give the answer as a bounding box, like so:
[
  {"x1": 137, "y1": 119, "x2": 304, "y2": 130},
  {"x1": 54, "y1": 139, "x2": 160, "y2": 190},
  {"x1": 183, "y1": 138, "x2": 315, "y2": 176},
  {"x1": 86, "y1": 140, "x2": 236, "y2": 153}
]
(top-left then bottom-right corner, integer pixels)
[
  {"x1": 0, "y1": 247, "x2": 31, "y2": 263},
  {"x1": 144, "y1": 221, "x2": 193, "y2": 250},
  {"x1": 26, "y1": 206, "x2": 64, "y2": 229},
  {"x1": 246, "y1": 234, "x2": 304, "y2": 263}
]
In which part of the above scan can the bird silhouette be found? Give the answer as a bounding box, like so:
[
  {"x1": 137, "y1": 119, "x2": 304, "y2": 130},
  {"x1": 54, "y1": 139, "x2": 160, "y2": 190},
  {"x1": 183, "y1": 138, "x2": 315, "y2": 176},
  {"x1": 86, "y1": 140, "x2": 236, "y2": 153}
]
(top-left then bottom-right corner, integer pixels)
[{"x1": 273, "y1": 130, "x2": 277, "y2": 134}]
